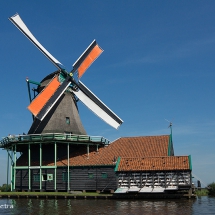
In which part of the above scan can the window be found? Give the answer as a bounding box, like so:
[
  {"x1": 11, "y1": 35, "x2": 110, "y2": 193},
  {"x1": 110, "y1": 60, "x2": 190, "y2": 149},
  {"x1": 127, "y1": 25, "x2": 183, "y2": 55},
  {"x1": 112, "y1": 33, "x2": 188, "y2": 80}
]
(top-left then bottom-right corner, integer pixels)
[
  {"x1": 42, "y1": 174, "x2": 53, "y2": 181},
  {"x1": 66, "y1": 117, "x2": 70, "y2": 125},
  {"x1": 42, "y1": 174, "x2": 47, "y2": 181},
  {"x1": 88, "y1": 173, "x2": 94, "y2": 179},
  {"x1": 101, "y1": 172, "x2": 108, "y2": 179},
  {"x1": 62, "y1": 172, "x2": 68, "y2": 181},
  {"x1": 33, "y1": 174, "x2": 40, "y2": 182},
  {"x1": 47, "y1": 174, "x2": 53, "y2": 180}
]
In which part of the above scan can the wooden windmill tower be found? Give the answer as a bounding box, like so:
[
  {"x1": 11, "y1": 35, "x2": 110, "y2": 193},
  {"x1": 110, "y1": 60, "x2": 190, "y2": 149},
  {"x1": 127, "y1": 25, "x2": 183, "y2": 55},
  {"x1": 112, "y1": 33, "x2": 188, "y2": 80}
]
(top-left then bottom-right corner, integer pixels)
[{"x1": 28, "y1": 71, "x2": 87, "y2": 134}]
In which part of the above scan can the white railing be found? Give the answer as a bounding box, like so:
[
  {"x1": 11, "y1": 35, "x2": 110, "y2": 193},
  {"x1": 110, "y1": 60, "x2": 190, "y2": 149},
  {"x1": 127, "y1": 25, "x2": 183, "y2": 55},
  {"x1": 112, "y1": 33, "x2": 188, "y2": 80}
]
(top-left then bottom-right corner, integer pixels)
[{"x1": 0, "y1": 133, "x2": 110, "y2": 147}]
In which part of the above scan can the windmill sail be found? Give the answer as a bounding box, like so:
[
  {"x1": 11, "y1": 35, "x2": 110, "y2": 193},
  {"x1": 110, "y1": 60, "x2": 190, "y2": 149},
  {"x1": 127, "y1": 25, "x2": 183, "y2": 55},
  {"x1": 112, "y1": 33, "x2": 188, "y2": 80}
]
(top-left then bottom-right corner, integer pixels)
[
  {"x1": 10, "y1": 13, "x2": 123, "y2": 130},
  {"x1": 28, "y1": 76, "x2": 61, "y2": 116},
  {"x1": 9, "y1": 13, "x2": 64, "y2": 70},
  {"x1": 73, "y1": 40, "x2": 103, "y2": 78},
  {"x1": 74, "y1": 81, "x2": 123, "y2": 129},
  {"x1": 36, "y1": 76, "x2": 71, "y2": 121}
]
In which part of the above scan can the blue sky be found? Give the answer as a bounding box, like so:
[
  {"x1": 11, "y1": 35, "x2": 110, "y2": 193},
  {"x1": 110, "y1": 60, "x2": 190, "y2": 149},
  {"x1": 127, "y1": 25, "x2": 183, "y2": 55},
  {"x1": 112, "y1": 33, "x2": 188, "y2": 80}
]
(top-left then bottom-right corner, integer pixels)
[{"x1": 0, "y1": 0, "x2": 215, "y2": 187}]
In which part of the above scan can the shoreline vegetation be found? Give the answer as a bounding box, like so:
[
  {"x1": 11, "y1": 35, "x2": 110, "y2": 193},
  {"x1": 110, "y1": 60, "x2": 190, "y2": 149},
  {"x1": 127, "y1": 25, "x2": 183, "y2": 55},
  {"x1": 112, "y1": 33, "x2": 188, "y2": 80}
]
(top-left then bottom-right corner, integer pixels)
[
  {"x1": 195, "y1": 182, "x2": 215, "y2": 196},
  {"x1": 195, "y1": 189, "x2": 209, "y2": 196}
]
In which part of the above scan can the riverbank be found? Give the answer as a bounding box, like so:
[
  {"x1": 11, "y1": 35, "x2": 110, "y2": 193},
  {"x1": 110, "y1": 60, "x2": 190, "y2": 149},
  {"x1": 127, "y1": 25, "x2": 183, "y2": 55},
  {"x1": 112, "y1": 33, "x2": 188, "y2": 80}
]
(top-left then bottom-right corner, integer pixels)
[{"x1": 0, "y1": 191, "x2": 196, "y2": 199}]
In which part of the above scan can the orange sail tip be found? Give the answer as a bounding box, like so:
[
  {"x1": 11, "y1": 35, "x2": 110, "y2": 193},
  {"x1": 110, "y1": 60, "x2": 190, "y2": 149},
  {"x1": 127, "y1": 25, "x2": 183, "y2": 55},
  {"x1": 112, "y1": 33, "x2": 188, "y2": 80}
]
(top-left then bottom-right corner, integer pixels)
[
  {"x1": 78, "y1": 44, "x2": 103, "y2": 78},
  {"x1": 27, "y1": 76, "x2": 60, "y2": 116}
]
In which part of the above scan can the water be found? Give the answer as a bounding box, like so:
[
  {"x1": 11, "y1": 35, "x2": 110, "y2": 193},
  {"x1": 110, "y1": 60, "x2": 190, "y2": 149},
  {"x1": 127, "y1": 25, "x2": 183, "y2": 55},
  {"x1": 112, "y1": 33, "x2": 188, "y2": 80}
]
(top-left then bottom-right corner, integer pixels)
[{"x1": 0, "y1": 196, "x2": 214, "y2": 215}]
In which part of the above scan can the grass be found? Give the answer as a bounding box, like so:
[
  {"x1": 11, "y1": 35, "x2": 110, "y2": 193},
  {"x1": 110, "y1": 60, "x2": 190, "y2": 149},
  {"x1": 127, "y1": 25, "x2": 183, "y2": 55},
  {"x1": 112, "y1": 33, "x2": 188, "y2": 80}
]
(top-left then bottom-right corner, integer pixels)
[
  {"x1": 194, "y1": 182, "x2": 215, "y2": 196},
  {"x1": 0, "y1": 191, "x2": 113, "y2": 196},
  {"x1": 195, "y1": 189, "x2": 209, "y2": 196}
]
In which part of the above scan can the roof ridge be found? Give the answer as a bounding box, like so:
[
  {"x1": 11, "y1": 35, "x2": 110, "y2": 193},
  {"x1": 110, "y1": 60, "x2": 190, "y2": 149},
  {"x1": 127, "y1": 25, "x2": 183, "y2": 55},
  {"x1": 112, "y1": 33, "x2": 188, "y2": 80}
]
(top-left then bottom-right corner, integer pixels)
[
  {"x1": 119, "y1": 134, "x2": 170, "y2": 138},
  {"x1": 110, "y1": 136, "x2": 121, "y2": 143},
  {"x1": 120, "y1": 155, "x2": 189, "y2": 159}
]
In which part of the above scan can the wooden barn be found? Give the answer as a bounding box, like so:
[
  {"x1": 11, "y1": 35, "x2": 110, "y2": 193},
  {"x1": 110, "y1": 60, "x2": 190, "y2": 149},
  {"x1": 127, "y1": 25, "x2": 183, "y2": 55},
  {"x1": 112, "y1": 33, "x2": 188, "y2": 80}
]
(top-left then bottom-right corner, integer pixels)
[{"x1": 0, "y1": 133, "x2": 192, "y2": 194}]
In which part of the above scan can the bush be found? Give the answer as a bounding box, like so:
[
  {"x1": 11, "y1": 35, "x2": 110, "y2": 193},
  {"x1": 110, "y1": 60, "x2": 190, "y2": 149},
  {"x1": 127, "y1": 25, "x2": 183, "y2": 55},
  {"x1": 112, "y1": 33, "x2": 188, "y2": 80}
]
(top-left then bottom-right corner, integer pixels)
[
  {"x1": 208, "y1": 182, "x2": 215, "y2": 196},
  {"x1": 0, "y1": 184, "x2": 11, "y2": 192},
  {"x1": 195, "y1": 188, "x2": 208, "y2": 196}
]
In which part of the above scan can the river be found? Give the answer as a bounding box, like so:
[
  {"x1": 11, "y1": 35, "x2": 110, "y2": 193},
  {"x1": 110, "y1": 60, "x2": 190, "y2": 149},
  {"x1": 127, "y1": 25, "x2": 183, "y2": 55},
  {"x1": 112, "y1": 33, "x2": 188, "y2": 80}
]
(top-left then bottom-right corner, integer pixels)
[{"x1": 0, "y1": 196, "x2": 214, "y2": 215}]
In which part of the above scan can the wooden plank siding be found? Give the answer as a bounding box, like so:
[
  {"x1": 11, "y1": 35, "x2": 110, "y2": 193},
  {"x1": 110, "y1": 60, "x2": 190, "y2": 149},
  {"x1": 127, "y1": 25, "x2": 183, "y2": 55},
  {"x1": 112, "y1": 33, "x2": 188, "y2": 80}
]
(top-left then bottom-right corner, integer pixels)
[
  {"x1": 15, "y1": 169, "x2": 29, "y2": 190},
  {"x1": 70, "y1": 167, "x2": 117, "y2": 191},
  {"x1": 15, "y1": 166, "x2": 117, "y2": 191}
]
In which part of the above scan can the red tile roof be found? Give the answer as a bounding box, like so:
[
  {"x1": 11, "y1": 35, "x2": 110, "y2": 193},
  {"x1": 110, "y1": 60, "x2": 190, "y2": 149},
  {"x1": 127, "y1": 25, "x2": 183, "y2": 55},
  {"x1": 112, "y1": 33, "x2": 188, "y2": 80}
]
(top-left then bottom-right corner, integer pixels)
[
  {"x1": 117, "y1": 156, "x2": 190, "y2": 171},
  {"x1": 107, "y1": 136, "x2": 170, "y2": 157},
  {"x1": 17, "y1": 135, "x2": 185, "y2": 171},
  {"x1": 51, "y1": 135, "x2": 170, "y2": 166}
]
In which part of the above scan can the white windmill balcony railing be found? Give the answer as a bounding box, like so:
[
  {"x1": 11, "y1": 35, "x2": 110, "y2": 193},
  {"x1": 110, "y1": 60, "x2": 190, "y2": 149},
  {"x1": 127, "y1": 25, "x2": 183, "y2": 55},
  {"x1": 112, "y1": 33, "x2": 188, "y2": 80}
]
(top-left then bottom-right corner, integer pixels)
[{"x1": 0, "y1": 133, "x2": 110, "y2": 148}]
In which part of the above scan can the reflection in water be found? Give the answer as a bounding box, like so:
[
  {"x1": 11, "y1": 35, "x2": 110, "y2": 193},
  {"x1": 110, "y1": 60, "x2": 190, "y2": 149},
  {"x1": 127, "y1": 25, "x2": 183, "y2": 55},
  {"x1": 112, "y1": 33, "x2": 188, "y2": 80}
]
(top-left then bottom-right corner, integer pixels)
[{"x1": 0, "y1": 196, "x2": 214, "y2": 215}]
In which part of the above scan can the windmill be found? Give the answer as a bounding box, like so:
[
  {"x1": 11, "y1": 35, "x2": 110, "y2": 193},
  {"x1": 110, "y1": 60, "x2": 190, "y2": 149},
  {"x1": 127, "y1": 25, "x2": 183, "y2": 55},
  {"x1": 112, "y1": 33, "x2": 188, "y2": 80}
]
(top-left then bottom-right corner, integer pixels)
[{"x1": 9, "y1": 13, "x2": 123, "y2": 134}]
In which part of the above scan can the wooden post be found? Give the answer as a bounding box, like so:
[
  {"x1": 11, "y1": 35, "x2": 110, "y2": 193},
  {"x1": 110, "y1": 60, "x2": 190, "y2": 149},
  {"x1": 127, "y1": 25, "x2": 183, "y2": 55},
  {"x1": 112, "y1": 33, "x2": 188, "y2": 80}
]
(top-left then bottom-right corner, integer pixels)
[
  {"x1": 87, "y1": 144, "x2": 89, "y2": 159},
  {"x1": 55, "y1": 142, "x2": 57, "y2": 191},
  {"x1": 10, "y1": 148, "x2": 13, "y2": 191},
  {"x1": 188, "y1": 188, "x2": 192, "y2": 198},
  {"x1": 14, "y1": 144, "x2": 16, "y2": 191},
  {"x1": 28, "y1": 144, "x2": 31, "y2": 191},
  {"x1": 67, "y1": 143, "x2": 70, "y2": 192},
  {"x1": 7, "y1": 150, "x2": 9, "y2": 191},
  {"x1": 40, "y1": 143, "x2": 42, "y2": 191}
]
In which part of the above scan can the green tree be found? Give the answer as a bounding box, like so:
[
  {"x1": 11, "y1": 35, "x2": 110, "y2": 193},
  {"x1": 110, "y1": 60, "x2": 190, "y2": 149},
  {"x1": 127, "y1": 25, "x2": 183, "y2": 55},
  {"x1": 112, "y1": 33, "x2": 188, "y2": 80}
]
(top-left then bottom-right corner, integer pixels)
[
  {"x1": 0, "y1": 184, "x2": 11, "y2": 192},
  {"x1": 208, "y1": 182, "x2": 215, "y2": 196}
]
